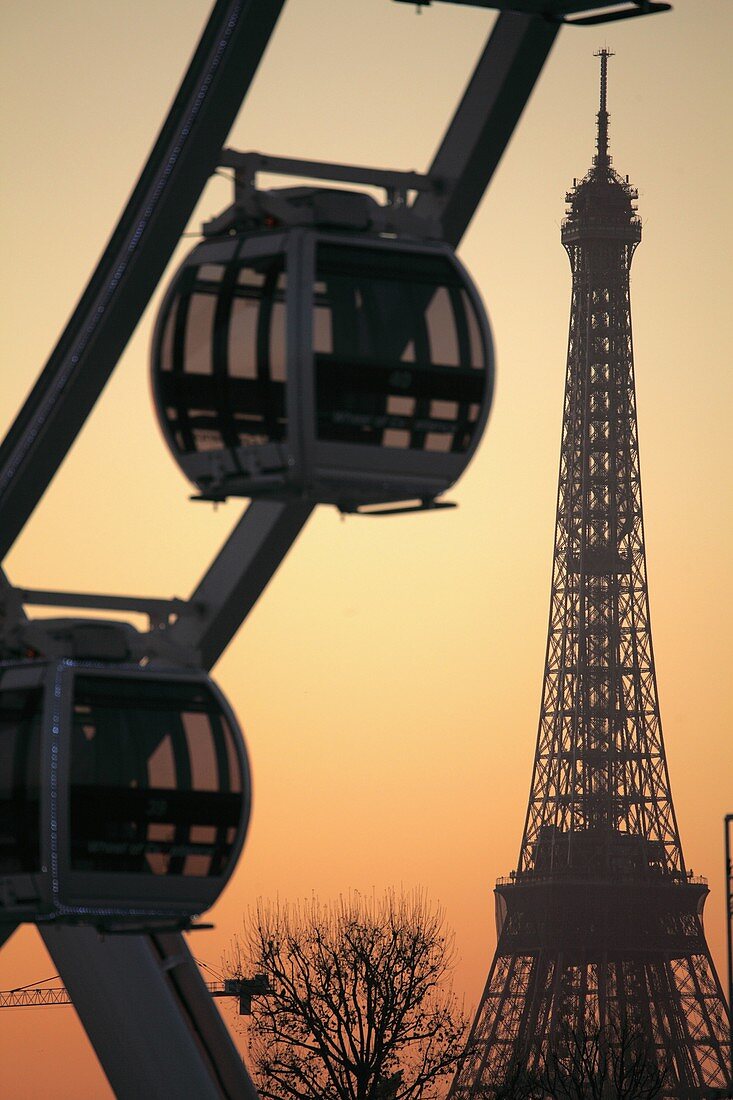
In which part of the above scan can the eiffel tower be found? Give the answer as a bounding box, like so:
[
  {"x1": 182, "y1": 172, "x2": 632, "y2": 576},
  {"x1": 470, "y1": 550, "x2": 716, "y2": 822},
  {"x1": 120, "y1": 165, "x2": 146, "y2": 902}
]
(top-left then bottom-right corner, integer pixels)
[{"x1": 450, "y1": 51, "x2": 731, "y2": 1099}]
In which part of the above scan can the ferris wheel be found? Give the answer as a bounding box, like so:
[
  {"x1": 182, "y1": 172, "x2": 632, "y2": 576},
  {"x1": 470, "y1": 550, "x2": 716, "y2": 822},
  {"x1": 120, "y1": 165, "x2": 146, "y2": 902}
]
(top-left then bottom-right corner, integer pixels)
[{"x1": 0, "y1": 1, "x2": 669, "y2": 1096}]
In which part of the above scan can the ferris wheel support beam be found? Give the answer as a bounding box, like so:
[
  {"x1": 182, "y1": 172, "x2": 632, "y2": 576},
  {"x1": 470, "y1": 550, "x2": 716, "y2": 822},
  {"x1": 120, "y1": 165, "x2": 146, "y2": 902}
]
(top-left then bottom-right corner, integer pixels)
[
  {"x1": 0, "y1": 0, "x2": 286, "y2": 564},
  {"x1": 40, "y1": 925, "x2": 257, "y2": 1100},
  {"x1": 0, "y1": 924, "x2": 17, "y2": 952},
  {"x1": 165, "y1": 499, "x2": 315, "y2": 671},
  {"x1": 416, "y1": 11, "x2": 559, "y2": 247}
]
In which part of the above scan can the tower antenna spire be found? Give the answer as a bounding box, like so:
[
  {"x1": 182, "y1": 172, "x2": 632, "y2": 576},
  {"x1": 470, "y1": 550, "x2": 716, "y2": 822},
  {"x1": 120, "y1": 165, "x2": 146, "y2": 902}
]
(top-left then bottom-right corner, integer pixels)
[{"x1": 594, "y1": 47, "x2": 614, "y2": 167}]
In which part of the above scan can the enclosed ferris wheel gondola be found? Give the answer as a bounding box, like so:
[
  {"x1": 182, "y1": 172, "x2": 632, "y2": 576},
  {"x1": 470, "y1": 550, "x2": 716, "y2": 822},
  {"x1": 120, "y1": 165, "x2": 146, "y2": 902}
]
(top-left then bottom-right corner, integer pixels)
[
  {"x1": 0, "y1": 654, "x2": 250, "y2": 929},
  {"x1": 151, "y1": 173, "x2": 494, "y2": 511}
]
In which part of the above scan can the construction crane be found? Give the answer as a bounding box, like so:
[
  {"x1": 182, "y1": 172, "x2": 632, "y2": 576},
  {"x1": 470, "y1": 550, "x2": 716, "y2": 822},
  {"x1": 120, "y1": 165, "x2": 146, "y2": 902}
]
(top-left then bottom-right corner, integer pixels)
[{"x1": 0, "y1": 973, "x2": 270, "y2": 1016}]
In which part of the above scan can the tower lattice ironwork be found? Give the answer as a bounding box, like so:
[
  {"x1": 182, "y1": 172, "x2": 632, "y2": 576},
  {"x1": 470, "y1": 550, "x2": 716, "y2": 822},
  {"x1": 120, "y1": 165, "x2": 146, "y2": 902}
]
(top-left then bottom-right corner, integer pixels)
[{"x1": 451, "y1": 52, "x2": 731, "y2": 1099}]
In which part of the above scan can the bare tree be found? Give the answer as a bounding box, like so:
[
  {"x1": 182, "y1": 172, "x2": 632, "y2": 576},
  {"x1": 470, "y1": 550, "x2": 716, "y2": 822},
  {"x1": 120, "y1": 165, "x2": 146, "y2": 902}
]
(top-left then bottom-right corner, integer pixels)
[
  {"x1": 223, "y1": 890, "x2": 467, "y2": 1100},
  {"x1": 472, "y1": 1017, "x2": 669, "y2": 1100},
  {"x1": 537, "y1": 1018, "x2": 669, "y2": 1100}
]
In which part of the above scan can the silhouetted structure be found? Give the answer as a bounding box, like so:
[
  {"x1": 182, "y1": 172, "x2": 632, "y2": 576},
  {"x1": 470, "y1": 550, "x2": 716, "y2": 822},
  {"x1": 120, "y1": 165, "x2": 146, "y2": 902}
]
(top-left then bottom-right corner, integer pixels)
[{"x1": 451, "y1": 51, "x2": 731, "y2": 1099}]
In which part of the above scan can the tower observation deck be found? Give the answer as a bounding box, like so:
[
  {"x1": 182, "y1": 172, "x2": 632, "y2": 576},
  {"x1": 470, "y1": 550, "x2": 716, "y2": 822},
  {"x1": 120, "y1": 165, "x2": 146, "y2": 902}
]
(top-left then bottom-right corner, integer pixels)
[{"x1": 450, "y1": 51, "x2": 731, "y2": 1099}]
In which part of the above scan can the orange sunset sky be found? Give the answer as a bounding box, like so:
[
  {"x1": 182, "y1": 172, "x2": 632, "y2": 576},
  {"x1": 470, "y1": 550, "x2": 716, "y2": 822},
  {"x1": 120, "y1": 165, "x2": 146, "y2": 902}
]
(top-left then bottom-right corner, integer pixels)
[{"x1": 1, "y1": 2, "x2": 731, "y2": 1095}]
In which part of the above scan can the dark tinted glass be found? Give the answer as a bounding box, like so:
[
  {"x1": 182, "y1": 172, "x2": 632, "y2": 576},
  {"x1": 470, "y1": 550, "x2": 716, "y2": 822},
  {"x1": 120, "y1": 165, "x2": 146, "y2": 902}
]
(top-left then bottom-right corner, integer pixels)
[
  {"x1": 69, "y1": 677, "x2": 243, "y2": 878},
  {"x1": 0, "y1": 684, "x2": 42, "y2": 873},
  {"x1": 156, "y1": 254, "x2": 287, "y2": 455},
  {"x1": 314, "y1": 246, "x2": 486, "y2": 452}
]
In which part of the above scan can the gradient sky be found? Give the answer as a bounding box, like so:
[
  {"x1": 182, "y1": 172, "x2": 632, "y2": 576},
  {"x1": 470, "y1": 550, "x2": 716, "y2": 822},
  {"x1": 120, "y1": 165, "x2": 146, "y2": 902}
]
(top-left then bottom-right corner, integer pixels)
[{"x1": 1, "y1": 2, "x2": 731, "y2": 1095}]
